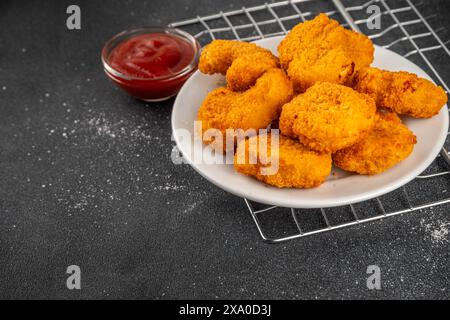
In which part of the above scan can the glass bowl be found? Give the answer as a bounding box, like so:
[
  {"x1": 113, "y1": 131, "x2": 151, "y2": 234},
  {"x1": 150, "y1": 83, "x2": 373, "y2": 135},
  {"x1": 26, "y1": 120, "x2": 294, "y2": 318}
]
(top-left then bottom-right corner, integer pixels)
[{"x1": 101, "y1": 26, "x2": 201, "y2": 102}]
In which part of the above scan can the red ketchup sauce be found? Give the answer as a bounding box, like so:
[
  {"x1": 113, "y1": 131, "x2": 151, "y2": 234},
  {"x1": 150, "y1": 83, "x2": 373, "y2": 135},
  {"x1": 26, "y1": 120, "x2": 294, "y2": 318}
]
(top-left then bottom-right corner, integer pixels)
[{"x1": 103, "y1": 29, "x2": 199, "y2": 101}]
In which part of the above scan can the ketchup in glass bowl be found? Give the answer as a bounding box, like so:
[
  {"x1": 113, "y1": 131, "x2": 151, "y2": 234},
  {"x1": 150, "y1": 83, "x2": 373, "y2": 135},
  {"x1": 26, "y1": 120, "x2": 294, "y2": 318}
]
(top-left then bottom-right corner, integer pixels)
[{"x1": 102, "y1": 27, "x2": 200, "y2": 102}]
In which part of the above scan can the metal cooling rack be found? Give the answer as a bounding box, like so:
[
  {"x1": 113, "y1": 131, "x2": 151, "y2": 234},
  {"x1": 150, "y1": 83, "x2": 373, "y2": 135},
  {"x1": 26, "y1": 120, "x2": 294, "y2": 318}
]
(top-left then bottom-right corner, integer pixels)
[{"x1": 170, "y1": 0, "x2": 450, "y2": 243}]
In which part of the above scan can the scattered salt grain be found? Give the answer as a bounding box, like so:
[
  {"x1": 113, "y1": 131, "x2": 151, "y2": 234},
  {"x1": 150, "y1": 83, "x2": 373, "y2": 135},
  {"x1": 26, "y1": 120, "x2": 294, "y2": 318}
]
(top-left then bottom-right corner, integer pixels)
[{"x1": 421, "y1": 218, "x2": 450, "y2": 245}]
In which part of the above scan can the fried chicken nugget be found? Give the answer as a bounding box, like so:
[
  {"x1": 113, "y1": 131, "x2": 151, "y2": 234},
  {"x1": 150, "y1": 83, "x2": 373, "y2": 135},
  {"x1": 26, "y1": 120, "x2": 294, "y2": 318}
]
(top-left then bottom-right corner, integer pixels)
[
  {"x1": 198, "y1": 68, "x2": 294, "y2": 153},
  {"x1": 199, "y1": 40, "x2": 279, "y2": 91},
  {"x1": 279, "y1": 82, "x2": 376, "y2": 153},
  {"x1": 333, "y1": 111, "x2": 417, "y2": 175},
  {"x1": 278, "y1": 13, "x2": 374, "y2": 92},
  {"x1": 353, "y1": 67, "x2": 448, "y2": 118},
  {"x1": 234, "y1": 133, "x2": 332, "y2": 188}
]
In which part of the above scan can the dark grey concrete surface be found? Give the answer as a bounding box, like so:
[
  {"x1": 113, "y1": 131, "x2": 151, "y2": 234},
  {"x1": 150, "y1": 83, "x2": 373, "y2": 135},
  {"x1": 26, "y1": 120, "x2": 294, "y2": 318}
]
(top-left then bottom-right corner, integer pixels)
[{"x1": 0, "y1": 0, "x2": 449, "y2": 299}]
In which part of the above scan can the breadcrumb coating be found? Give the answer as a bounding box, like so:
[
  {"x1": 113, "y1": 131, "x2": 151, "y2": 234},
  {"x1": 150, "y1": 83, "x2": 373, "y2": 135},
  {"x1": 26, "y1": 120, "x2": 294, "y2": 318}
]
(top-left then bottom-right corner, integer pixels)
[
  {"x1": 278, "y1": 13, "x2": 374, "y2": 92},
  {"x1": 199, "y1": 39, "x2": 279, "y2": 91},
  {"x1": 352, "y1": 67, "x2": 448, "y2": 118},
  {"x1": 333, "y1": 111, "x2": 417, "y2": 175},
  {"x1": 234, "y1": 133, "x2": 332, "y2": 188},
  {"x1": 279, "y1": 82, "x2": 376, "y2": 153},
  {"x1": 197, "y1": 69, "x2": 294, "y2": 153}
]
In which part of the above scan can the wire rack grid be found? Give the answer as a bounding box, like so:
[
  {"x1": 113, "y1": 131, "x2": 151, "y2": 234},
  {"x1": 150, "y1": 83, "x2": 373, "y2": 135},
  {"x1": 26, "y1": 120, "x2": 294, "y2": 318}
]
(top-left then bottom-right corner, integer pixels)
[{"x1": 170, "y1": 0, "x2": 450, "y2": 243}]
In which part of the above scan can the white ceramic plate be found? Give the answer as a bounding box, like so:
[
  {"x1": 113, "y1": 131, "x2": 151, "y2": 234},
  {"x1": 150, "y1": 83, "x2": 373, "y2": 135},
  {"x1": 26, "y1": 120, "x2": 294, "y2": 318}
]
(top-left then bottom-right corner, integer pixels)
[{"x1": 171, "y1": 36, "x2": 449, "y2": 208}]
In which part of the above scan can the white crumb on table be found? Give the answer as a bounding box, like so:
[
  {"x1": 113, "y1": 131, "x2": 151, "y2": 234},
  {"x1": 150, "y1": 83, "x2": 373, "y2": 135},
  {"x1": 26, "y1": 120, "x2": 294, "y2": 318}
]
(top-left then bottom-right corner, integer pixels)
[{"x1": 420, "y1": 218, "x2": 450, "y2": 245}]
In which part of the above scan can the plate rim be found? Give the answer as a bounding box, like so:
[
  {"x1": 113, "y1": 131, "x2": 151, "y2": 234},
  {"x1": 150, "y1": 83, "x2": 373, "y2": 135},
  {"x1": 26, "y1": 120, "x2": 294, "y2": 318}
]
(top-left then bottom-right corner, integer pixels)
[{"x1": 171, "y1": 36, "x2": 449, "y2": 208}]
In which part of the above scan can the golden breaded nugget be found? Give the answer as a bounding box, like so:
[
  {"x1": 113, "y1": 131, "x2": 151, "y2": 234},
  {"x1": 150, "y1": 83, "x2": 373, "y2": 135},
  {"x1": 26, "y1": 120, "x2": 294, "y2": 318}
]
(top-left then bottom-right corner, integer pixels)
[
  {"x1": 333, "y1": 111, "x2": 417, "y2": 175},
  {"x1": 234, "y1": 133, "x2": 332, "y2": 188},
  {"x1": 279, "y1": 82, "x2": 376, "y2": 153},
  {"x1": 197, "y1": 69, "x2": 293, "y2": 153},
  {"x1": 353, "y1": 67, "x2": 448, "y2": 118},
  {"x1": 199, "y1": 40, "x2": 279, "y2": 91},
  {"x1": 278, "y1": 13, "x2": 374, "y2": 92}
]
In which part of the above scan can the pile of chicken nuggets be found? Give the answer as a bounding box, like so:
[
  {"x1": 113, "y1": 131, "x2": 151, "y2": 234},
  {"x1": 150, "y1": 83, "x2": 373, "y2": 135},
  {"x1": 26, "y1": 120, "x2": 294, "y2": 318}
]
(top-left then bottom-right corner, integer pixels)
[{"x1": 196, "y1": 13, "x2": 448, "y2": 189}]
